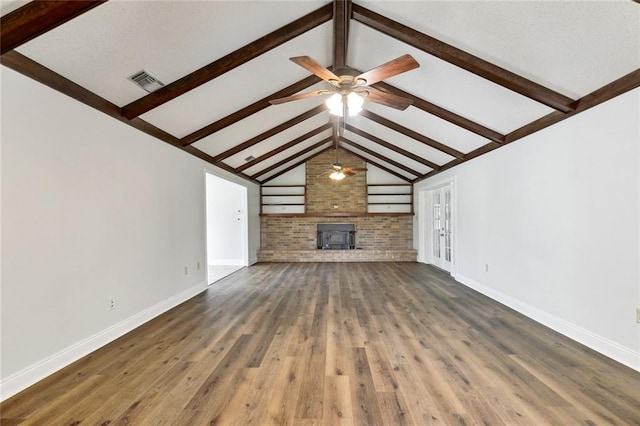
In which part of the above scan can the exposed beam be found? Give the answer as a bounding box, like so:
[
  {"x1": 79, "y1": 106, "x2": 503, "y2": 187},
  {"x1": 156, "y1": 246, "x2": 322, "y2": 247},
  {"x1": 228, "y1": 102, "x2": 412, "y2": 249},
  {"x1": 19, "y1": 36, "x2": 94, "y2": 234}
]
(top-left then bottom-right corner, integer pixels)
[
  {"x1": 183, "y1": 146, "x2": 258, "y2": 183},
  {"x1": 121, "y1": 3, "x2": 333, "y2": 119},
  {"x1": 344, "y1": 147, "x2": 413, "y2": 182},
  {"x1": 417, "y1": 141, "x2": 500, "y2": 182},
  {"x1": 333, "y1": 0, "x2": 351, "y2": 70},
  {"x1": 371, "y1": 81, "x2": 505, "y2": 143},
  {"x1": 260, "y1": 146, "x2": 334, "y2": 184},
  {"x1": 352, "y1": 4, "x2": 576, "y2": 113},
  {"x1": 505, "y1": 69, "x2": 640, "y2": 144},
  {"x1": 180, "y1": 74, "x2": 322, "y2": 147},
  {"x1": 1, "y1": 51, "x2": 178, "y2": 146},
  {"x1": 0, "y1": 51, "x2": 259, "y2": 184},
  {"x1": 212, "y1": 105, "x2": 327, "y2": 162},
  {"x1": 251, "y1": 137, "x2": 332, "y2": 180},
  {"x1": 1, "y1": 1, "x2": 107, "y2": 55},
  {"x1": 341, "y1": 137, "x2": 422, "y2": 177},
  {"x1": 360, "y1": 109, "x2": 464, "y2": 159},
  {"x1": 236, "y1": 123, "x2": 332, "y2": 172},
  {"x1": 416, "y1": 69, "x2": 640, "y2": 183},
  {"x1": 344, "y1": 124, "x2": 440, "y2": 170}
]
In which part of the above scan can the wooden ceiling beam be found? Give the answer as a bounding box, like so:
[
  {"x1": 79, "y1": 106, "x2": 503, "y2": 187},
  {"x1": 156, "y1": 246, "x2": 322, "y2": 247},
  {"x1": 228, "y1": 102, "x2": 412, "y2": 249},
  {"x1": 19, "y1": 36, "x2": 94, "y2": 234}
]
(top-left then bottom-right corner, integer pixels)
[
  {"x1": 1, "y1": 1, "x2": 107, "y2": 55},
  {"x1": 344, "y1": 124, "x2": 440, "y2": 170},
  {"x1": 180, "y1": 74, "x2": 322, "y2": 147},
  {"x1": 505, "y1": 69, "x2": 640, "y2": 144},
  {"x1": 251, "y1": 137, "x2": 332, "y2": 180},
  {"x1": 0, "y1": 51, "x2": 259, "y2": 184},
  {"x1": 183, "y1": 146, "x2": 256, "y2": 182},
  {"x1": 121, "y1": 3, "x2": 333, "y2": 119},
  {"x1": 1, "y1": 51, "x2": 179, "y2": 145},
  {"x1": 360, "y1": 109, "x2": 464, "y2": 159},
  {"x1": 418, "y1": 141, "x2": 500, "y2": 181},
  {"x1": 236, "y1": 123, "x2": 332, "y2": 172},
  {"x1": 259, "y1": 146, "x2": 334, "y2": 184},
  {"x1": 371, "y1": 81, "x2": 505, "y2": 143},
  {"x1": 212, "y1": 105, "x2": 327, "y2": 162},
  {"x1": 352, "y1": 4, "x2": 576, "y2": 113},
  {"x1": 346, "y1": 149, "x2": 414, "y2": 183},
  {"x1": 333, "y1": 0, "x2": 351, "y2": 70},
  {"x1": 341, "y1": 137, "x2": 421, "y2": 177},
  {"x1": 416, "y1": 69, "x2": 640, "y2": 183}
]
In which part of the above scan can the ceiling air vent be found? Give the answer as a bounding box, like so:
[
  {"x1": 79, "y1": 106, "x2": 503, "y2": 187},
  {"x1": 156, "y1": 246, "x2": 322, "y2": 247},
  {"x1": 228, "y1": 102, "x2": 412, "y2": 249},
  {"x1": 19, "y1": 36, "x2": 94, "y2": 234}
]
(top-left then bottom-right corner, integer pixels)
[
  {"x1": 128, "y1": 70, "x2": 164, "y2": 93},
  {"x1": 244, "y1": 155, "x2": 255, "y2": 162}
]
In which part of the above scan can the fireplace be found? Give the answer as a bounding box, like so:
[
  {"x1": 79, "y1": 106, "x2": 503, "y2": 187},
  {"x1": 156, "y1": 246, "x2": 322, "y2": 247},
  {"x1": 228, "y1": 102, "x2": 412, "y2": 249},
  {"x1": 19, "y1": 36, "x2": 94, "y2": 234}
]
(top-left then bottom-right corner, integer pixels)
[{"x1": 317, "y1": 223, "x2": 356, "y2": 250}]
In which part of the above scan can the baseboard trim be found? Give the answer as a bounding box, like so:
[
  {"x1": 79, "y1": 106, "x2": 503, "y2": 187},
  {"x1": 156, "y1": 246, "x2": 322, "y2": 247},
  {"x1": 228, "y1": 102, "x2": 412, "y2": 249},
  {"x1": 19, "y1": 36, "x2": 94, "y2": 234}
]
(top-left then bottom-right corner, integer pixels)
[
  {"x1": 210, "y1": 259, "x2": 245, "y2": 266},
  {"x1": 0, "y1": 282, "x2": 207, "y2": 402},
  {"x1": 455, "y1": 274, "x2": 640, "y2": 372}
]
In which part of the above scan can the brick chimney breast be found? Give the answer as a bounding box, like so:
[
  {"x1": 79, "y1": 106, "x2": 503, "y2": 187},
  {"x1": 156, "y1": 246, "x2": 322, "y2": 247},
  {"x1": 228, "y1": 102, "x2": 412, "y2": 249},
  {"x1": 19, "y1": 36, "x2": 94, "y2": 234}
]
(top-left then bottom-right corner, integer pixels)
[{"x1": 305, "y1": 149, "x2": 367, "y2": 214}]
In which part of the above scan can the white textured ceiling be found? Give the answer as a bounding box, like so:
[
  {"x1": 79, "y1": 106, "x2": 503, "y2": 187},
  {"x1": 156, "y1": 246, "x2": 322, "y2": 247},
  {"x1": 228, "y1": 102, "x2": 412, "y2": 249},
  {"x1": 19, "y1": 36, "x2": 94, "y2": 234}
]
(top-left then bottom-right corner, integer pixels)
[
  {"x1": 358, "y1": 0, "x2": 640, "y2": 97},
  {"x1": 4, "y1": 0, "x2": 639, "y2": 183}
]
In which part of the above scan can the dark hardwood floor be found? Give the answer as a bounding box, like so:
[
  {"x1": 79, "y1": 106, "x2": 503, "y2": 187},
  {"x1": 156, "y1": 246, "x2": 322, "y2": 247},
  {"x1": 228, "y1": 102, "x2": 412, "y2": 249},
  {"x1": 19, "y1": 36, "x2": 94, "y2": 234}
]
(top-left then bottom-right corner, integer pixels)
[{"x1": 2, "y1": 262, "x2": 639, "y2": 425}]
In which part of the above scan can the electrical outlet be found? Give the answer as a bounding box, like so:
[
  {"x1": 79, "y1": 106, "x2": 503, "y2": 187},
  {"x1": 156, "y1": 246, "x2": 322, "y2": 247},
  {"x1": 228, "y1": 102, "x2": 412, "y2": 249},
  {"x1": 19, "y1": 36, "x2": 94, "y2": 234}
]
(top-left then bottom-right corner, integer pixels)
[
  {"x1": 184, "y1": 266, "x2": 188, "y2": 275},
  {"x1": 197, "y1": 262, "x2": 200, "y2": 270},
  {"x1": 110, "y1": 298, "x2": 115, "y2": 311},
  {"x1": 636, "y1": 308, "x2": 640, "y2": 324},
  {"x1": 485, "y1": 264, "x2": 489, "y2": 272}
]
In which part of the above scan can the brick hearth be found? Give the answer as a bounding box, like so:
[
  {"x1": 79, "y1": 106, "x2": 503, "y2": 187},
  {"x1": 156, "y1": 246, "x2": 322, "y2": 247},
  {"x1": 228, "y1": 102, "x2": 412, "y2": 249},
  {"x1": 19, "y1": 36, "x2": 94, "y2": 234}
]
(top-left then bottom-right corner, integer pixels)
[{"x1": 257, "y1": 249, "x2": 417, "y2": 262}]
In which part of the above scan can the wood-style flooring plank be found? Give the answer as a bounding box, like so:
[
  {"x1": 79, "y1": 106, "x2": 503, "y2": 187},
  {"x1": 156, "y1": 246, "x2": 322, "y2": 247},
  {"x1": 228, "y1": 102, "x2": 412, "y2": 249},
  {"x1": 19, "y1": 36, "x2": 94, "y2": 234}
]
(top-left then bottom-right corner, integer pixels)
[
  {"x1": 265, "y1": 355, "x2": 304, "y2": 425},
  {"x1": 2, "y1": 262, "x2": 639, "y2": 425},
  {"x1": 322, "y1": 375, "x2": 354, "y2": 425}
]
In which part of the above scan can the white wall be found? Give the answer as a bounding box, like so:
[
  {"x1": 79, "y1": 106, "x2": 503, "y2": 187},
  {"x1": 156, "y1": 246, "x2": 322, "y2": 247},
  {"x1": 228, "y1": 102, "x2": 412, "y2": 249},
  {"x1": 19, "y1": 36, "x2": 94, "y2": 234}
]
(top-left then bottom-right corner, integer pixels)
[
  {"x1": 415, "y1": 88, "x2": 640, "y2": 370},
  {"x1": 0, "y1": 68, "x2": 260, "y2": 399},
  {"x1": 206, "y1": 173, "x2": 246, "y2": 266}
]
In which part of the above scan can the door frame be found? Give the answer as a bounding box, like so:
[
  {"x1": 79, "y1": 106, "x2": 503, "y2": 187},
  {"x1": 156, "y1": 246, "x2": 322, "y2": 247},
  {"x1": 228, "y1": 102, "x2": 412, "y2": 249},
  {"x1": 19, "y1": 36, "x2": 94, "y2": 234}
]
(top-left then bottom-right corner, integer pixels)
[
  {"x1": 204, "y1": 171, "x2": 249, "y2": 271},
  {"x1": 417, "y1": 178, "x2": 457, "y2": 277}
]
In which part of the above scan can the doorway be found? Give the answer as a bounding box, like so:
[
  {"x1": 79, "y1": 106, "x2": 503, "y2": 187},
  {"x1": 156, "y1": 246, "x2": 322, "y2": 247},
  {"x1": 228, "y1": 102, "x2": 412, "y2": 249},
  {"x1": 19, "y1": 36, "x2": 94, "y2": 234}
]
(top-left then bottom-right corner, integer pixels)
[
  {"x1": 205, "y1": 173, "x2": 247, "y2": 284},
  {"x1": 418, "y1": 180, "x2": 455, "y2": 274}
]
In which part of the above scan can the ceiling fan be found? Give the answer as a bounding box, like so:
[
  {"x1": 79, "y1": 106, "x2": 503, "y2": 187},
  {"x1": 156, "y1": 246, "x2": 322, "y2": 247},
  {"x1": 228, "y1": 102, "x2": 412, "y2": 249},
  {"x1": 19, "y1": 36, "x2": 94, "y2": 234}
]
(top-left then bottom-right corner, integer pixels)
[
  {"x1": 320, "y1": 130, "x2": 367, "y2": 180},
  {"x1": 320, "y1": 150, "x2": 367, "y2": 180},
  {"x1": 269, "y1": 54, "x2": 420, "y2": 116}
]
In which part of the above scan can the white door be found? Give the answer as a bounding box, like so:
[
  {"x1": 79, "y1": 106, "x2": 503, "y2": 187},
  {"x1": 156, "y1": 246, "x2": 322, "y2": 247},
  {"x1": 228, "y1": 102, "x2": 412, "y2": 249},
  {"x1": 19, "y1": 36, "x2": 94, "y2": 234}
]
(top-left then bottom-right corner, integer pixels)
[
  {"x1": 430, "y1": 186, "x2": 452, "y2": 272},
  {"x1": 205, "y1": 173, "x2": 248, "y2": 284}
]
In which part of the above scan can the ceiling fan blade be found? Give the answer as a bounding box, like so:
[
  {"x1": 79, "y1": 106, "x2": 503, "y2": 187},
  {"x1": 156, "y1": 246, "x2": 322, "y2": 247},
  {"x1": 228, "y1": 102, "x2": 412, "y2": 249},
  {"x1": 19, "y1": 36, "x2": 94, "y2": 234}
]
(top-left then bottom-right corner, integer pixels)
[
  {"x1": 342, "y1": 167, "x2": 368, "y2": 177},
  {"x1": 290, "y1": 56, "x2": 341, "y2": 86},
  {"x1": 269, "y1": 90, "x2": 329, "y2": 105},
  {"x1": 362, "y1": 87, "x2": 413, "y2": 110},
  {"x1": 354, "y1": 54, "x2": 419, "y2": 86}
]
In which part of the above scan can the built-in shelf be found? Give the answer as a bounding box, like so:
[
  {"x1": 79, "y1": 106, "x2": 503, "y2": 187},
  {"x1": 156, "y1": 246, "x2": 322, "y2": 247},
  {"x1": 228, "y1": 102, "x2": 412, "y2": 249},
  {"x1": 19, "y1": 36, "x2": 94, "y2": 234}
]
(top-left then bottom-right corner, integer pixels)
[
  {"x1": 367, "y1": 184, "x2": 413, "y2": 213},
  {"x1": 261, "y1": 185, "x2": 305, "y2": 214},
  {"x1": 260, "y1": 183, "x2": 414, "y2": 216}
]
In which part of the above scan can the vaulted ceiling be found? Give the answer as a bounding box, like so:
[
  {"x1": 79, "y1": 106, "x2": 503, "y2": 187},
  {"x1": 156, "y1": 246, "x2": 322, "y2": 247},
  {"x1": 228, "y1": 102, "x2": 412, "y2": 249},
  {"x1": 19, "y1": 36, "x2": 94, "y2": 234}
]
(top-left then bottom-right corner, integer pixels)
[{"x1": 2, "y1": 0, "x2": 639, "y2": 184}]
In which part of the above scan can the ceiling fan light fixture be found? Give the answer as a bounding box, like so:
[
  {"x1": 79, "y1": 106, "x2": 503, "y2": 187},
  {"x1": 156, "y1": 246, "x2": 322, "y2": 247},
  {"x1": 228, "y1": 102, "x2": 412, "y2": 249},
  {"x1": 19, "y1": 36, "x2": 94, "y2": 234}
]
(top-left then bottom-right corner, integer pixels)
[
  {"x1": 326, "y1": 93, "x2": 343, "y2": 116},
  {"x1": 329, "y1": 170, "x2": 346, "y2": 180},
  {"x1": 347, "y1": 92, "x2": 364, "y2": 115},
  {"x1": 326, "y1": 92, "x2": 364, "y2": 116}
]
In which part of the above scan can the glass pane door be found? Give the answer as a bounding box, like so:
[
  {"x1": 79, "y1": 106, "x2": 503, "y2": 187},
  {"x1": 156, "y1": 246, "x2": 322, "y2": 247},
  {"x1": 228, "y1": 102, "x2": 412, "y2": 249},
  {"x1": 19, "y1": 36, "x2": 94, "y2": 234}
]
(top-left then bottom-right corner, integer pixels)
[{"x1": 432, "y1": 192, "x2": 441, "y2": 260}]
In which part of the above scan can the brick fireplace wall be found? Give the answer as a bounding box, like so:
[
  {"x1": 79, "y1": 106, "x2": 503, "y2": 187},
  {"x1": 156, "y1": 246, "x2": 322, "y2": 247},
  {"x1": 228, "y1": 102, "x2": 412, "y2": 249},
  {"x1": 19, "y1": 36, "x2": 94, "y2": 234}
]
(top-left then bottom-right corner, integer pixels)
[
  {"x1": 260, "y1": 215, "x2": 414, "y2": 250},
  {"x1": 258, "y1": 148, "x2": 417, "y2": 262},
  {"x1": 305, "y1": 149, "x2": 367, "y2": 213}
]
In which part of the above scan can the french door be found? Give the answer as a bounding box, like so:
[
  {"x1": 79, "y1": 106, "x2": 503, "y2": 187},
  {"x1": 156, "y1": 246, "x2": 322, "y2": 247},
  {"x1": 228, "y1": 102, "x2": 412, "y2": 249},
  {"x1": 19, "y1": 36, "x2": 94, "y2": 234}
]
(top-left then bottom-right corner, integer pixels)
[{"x1": 430, "y1": 186, "x2": 452, "y2": 272}]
